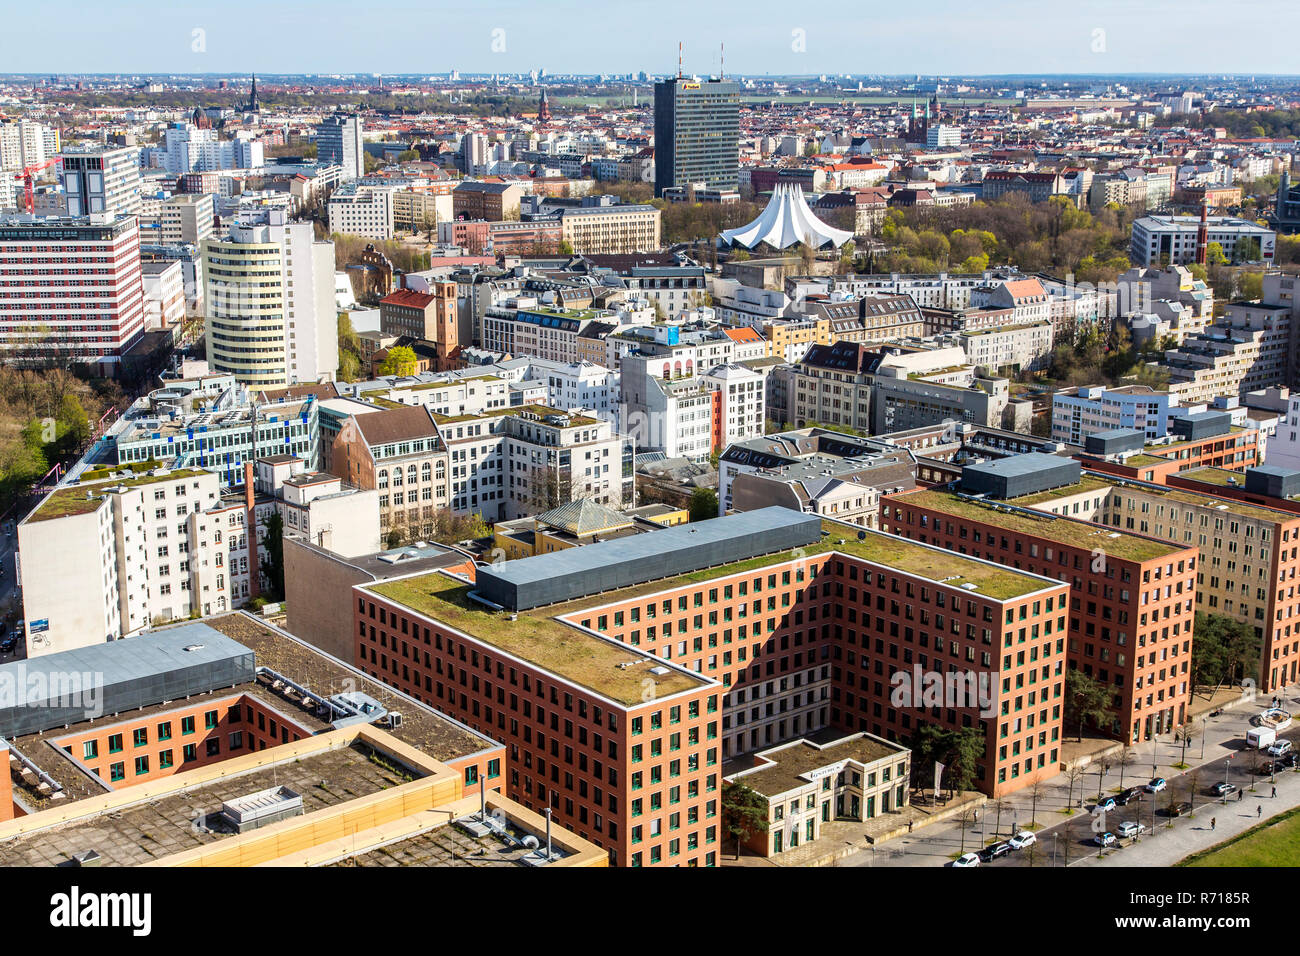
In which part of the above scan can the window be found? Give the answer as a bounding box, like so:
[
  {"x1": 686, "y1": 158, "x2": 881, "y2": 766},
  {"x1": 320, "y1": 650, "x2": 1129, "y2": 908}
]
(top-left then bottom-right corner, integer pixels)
[
  {"x1": 204, "y1": 710, "x2": 218, "y2": 730},
  {"x1": 82, "y1": 740, "x2": 98, "y2": 760},
  {"x1": 159, "y1": 750, "x2": 174, "y2": 769},
  {"x1": 109, "y1": 762, "x2": 125, "y2": 782},
  {"x1": 133, "y1": 728, "x2": 148, "y2": 747},
  {"x1": 181, "y1": 716, "x2": 196, "y2": 735},
  {"x1": 134, "y1": 756, "x2": 150, "y2": 776},
  {"x1": 182, "y1": 744, "x2": 197, "y2": 762},
  {"x1": 108, "y1": 733, "x2": 123, "y2": 754}
]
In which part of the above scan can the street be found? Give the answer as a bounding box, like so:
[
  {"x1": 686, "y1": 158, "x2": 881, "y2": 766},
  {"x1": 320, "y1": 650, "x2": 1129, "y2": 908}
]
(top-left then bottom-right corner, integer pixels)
[{"x1": 844, "y1": 689, "x2": 1300, "y2": 868}]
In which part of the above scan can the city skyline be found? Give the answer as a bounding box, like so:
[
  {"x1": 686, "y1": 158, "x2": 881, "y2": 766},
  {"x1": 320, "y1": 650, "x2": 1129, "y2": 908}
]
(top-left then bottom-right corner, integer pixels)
[{"x1": 4, "y1": 0, "x2": 1299, "y2": 77}]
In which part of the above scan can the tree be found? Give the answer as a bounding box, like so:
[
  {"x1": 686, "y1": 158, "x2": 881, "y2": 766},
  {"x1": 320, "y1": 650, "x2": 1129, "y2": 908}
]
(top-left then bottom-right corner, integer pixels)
[
  {"x1": 261, "y1": 511, "x2": 285, "y2": 599},
  {"x1": 1205, "y1": 242, "x2": 1227, "y2": 267},
  {"x1": 721, "y1": 780, "x2": 769, "y2": 859},
  {"x1": 1065, "y1": 669, "x2": 1112, "y2": 741},
  {"x1": 379, "y1": 345, "x2": 418, "y2": 378},
  {"x1": 1065, "y1": 765, "x2": 1085, "y2": 812},
  {"x1": 337, "y1": 312, "x2": 362, "y2": 382},
  {"x1": 1117, "y1": 745, "x2": 1135, "y2": 789},
  {"x1": 1028, "y1": 779, "x2": 1045, "y2": 829},
  {"x1": 689, "y1": 487, "x2": 719, "y2": 522}
]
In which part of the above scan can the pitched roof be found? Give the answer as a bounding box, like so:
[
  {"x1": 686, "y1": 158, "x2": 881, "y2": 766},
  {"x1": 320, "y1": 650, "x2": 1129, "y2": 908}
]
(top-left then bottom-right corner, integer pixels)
[
  {"x1": 723, "y1": 327, "x2": 764, "y2": 345},
  {"x1": 535, "y1": 498, "x2": 632, "y2": 536},
  {"x1": 354, "y1": 405, "x2": 441, "y2": 448},
  {"x1": 381, "y1": 289, "x2": 437, "y2": 309}
]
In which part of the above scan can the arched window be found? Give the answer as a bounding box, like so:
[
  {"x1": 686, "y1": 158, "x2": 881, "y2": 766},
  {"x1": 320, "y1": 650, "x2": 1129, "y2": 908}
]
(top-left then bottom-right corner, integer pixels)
[
  {"x1": 378, "y1": 469, "x2": 389, "y2": 489},
  {"x1": 421, "y1": 462, "x2": 432, "y2": 481},
  {"x1": 392, "y1": 469, "x2": 403, "y2": 486},
  {"x1": 407, "y1": 464, "x2": 418, "y2": 482}
]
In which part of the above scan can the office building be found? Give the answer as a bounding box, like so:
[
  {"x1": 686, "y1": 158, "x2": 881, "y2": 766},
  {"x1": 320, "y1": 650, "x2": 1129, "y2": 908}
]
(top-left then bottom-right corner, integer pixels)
[
  {"x1": 59, "y1": 145, "x2": 142, "y2": 218},
  {"x1": 160, "y1": 192, "x2": 214, "y2": 245},
  {"x1": 0, "y1": 213, "x2": 145, "y2": 369},
  {"x1": 653, "y1": 76, "x2": 740, "y2": 197},
  {"x1": 316, "y1": 114, "x2": 365, "y2": 182}
]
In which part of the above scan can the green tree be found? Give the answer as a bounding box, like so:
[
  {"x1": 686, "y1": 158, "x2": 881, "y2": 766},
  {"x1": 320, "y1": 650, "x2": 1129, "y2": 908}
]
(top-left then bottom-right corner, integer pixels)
[
  {"x1": 337, "y1": 312, "x2": 362, "y2": 382},
  {"x1": 55, "y1": 393, "x2": 91, "y2": 457},
  {"x1": 1065, "y1": 668, "x2": 1111, "y2": 741},
  {"x1": 261, "y1": 511, "x2": 285, "y2": 599},
  {"x1": 379, "y1": 345, "x2": 418, "y2": 377},
  {"x1": 722, "y1": 780, "x2": 769, "y2": 859},
  {"x1": 1205, "y1": 242, "x2": 1227, "y2": 267},
  {"x1": 689, "y1": 487, "x2": 719, "y2": 522}
]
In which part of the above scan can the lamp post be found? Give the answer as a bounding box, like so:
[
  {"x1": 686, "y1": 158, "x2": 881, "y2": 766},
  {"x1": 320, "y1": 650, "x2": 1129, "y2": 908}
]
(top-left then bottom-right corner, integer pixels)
[
  {"x1": 1151, "y1": 733, "x2": 1159, "y2": 778},
  {"x1": 1201, "y1": 715, "x2": 1207, "y2": 760},
  {"x1": 545, "y1": 806, "x2": 553, "y2": 861},
  {"x1": 1223, "y1": 754, "x2": 1232, "y2": 804}
]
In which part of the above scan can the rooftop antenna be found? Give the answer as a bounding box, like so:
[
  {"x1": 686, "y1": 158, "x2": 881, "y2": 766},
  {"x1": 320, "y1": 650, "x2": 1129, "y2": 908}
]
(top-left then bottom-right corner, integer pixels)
[
  {"x1": 678, "y1": 42, "x2": 683, "y2": 79},
  {"x1": 720, "y1": 43, "x2": 725, "y2": 80}
]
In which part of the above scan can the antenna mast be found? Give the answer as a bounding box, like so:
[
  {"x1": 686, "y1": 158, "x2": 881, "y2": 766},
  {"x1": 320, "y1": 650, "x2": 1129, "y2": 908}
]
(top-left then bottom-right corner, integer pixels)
[
  {"x1": 678, "y1": 42, "x2": 683, "y2": 79},
  {"x1": 720, "y1": 43, "x2": 725, "y2": 79}
]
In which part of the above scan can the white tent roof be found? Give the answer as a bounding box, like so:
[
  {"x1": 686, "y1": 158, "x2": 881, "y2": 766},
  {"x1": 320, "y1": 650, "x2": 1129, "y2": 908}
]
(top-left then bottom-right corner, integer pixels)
[{"x1": 719, "y1": 183, "x2": 854, "y2": 251}]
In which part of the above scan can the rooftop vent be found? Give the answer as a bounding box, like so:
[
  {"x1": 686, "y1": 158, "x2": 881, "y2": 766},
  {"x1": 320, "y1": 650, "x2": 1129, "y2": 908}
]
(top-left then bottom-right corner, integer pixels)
[
  {"x1": 648, "y1": 665, "x2": 670, "y2": 676},
  {"x1": 182, "y1": 644, "x2": 205, "y2": 652}
]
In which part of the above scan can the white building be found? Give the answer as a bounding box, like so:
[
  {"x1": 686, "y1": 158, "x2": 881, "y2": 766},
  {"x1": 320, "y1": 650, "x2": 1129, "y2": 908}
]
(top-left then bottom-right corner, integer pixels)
[
  {"x1": 60, "y1": 145, "x2": 142, "y2": 217},
  {"x1": 1051, "y1": 384, "x2": 1179, "y2": 444},
  {"x1": 327, "y1": 179, "x2": 397, "y2": 239},
  {"x1": 162, "y1": 123, "x2": 264, "y2": 176},
  {"x1": 1130, "y1": 214, "x2": 1276, "y2": 267},
  {"x1": 141, "y1": 260, "x2": 186, "y2": 331},
  {"x1": 317, "y1": 114, "x2": 365, "y2": 182},
  {"x1": 201, "y1": 208, "x2": 338, "y2": 387}
]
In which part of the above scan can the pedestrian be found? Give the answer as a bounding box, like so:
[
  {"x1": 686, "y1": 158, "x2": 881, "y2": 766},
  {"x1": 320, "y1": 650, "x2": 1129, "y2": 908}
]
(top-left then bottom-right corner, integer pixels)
[
  {"x1": 1273, "y1": 786, "x2": 1277, "y2": 798},
  {"x1": 1258, "y1": 805, "x2": 1263, "y2": 818},
  {"x1": 1239, "y1": 788, "x2": 1244, "y2": 802},
  {"x1": 1211, "y1": 816, "x2": 1216, "y2": 830}
]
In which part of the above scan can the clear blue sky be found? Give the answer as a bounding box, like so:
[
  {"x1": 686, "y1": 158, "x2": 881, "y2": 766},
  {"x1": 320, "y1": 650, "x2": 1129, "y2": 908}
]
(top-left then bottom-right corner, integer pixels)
[{"x1": 2, "y1": 0, "x2": 1296, "y2": 77}]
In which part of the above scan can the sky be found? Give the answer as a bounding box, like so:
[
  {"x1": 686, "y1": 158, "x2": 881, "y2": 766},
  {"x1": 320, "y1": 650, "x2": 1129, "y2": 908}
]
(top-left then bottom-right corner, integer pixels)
[{"x1": 1, "y1": 0, "x2": 1297, "y2": 78}]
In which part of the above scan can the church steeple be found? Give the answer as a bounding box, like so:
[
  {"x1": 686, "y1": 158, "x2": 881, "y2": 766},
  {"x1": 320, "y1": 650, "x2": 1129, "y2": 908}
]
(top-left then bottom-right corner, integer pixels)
[{"x1": 248, "y1": 73, "x2": 259, "y2": 112}]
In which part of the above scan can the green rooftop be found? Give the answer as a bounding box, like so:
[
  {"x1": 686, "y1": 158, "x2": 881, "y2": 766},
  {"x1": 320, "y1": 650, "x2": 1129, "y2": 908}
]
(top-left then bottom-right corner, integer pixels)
[
  {"x1": 1175, "y1": 466, "x2": 1246, "y2": 488},
  {"x1": 897, "y1": 489, "x2": 1185, "y2": 562},
  {"x1": 366, "y1": 574, "x2": 711, "y2": 706},
  {"x1": 433, "y1": 404, "x2": 600, "y2": 428},
  {"x1": 1007, "y1": 473, "x2": 1112, "y2": 506},
  {"x1": 366, "y1": 519, "x2": 1058, "y2": 701},
  {"x1": 27, "y1": 469, "x2": 210, "y2": 523}
]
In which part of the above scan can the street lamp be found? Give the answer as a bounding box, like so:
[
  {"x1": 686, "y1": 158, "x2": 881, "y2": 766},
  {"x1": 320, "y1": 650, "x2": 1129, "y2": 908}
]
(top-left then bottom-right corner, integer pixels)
[
  {"x1": 1201, "y1": 715, "x2": 1207, "y2": 760},
  {"x1": 1223, "y1": 754, "x2": 1232, "y2": 804},
  {"x1": 1151, "y1": 733, "x2": 1159, "y2": 777}
]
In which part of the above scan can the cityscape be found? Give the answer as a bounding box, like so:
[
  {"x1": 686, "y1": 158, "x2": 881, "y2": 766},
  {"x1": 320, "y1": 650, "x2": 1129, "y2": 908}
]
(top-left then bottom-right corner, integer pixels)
[{"x1": 1, "y1": 0, "x2": 1297, "y2": 927}]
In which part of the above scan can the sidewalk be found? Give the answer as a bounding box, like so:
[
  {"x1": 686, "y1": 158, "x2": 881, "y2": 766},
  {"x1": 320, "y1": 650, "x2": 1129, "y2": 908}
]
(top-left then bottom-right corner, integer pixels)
[
  {"x1": 839, "y1": 680, "x2": 1300, "y2": 867},
  {"x1": 722, "y1": 789, "x2": 985, "y2": 868}
]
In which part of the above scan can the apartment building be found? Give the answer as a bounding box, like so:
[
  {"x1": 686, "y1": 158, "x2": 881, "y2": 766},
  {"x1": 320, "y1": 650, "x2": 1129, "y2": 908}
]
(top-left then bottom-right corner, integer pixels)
[
  {"x1": 777, "y1": 341, "x2": 876, "y2": 434},
  {"x1": 952, "y1": 321, "x2": 1054, "y2": 375},
  {"x1": 18, "y1": 469, "x2": 228, "y2": 654},
  {"x1": 452, "y1": 181, "x2": 525, "y2": 221},
  {"x1": 0, "y1": 213, "x2": 145, "y2": 370},
  {"x1": 316, "y1": 114, "x2": 365, "y2": 182},
  {"x1": 160, "y1": 192, "x2": 214, "y2": 245},
  {"x1": 482, "y1": 306, "x2": 614, "y2": 364},
  {"x1": 884, "y1": 455, "x2": 1199, "y2": 743},
  {"x1": 141, "y1": 260, "x2": 186, "y2": 331},
  {"x1": 202, "y1": 209, "x2": 338, "y2": 387},
  {"x1": 559, "y1": 204, "x2": 661, "y2": 255}
]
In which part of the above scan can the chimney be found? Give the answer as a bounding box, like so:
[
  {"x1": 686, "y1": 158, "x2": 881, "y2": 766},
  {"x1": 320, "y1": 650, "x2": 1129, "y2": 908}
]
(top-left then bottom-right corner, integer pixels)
[
  {"x1": 1195, "y1": 200, "x2": 1209, "y2": 267},
  {"x1": 244, "y1": 460, "x2": 260, "y2": 600}
]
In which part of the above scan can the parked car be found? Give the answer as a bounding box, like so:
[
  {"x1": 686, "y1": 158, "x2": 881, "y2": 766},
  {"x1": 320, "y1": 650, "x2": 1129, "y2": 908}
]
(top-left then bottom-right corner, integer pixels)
[
  {"x1": 1211, "y1": 782, "x2": 1238, "y2": 797},
  {"x1": 1095, "y1": 797, "x2": 1116, "y2": 813},
  {"x1": 952, "y1": 852, "x2": 981, "y2": 867},
  {"x1": 1145, "y1": 778, "x2": 1167, "y2": 793},
  {"x1": 1116, "y1": 787, "x2": 1144, "y2": 806},
  {"x1": 1278, "y1": 752, "x2": 1300, "y2": 769},
  {"x1": 979, "y1": 841, "x2": 1012, "y2": 862},
  {"x1": 1117, "y1": 821, "x2": 1147, "y2": 838},
  {"x1": 1094, "y1": 831, "x2": 1117, "y2": 847},
  {"x1": 1161, "y1": 801, "x2": 1193, "y2": 817},
  {"x1": 1008, "y1": 830, "x2": 1037, "y2": 850},
  {"x1": 1267, "y1": 740, "x2": 1293, "y2": 758}
]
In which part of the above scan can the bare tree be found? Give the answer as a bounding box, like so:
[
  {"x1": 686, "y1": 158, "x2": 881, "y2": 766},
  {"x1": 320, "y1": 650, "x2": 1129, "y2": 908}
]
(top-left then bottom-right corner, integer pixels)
[{"x1": 1065, "y1": 765, "x2": 1085, "y2": 812}]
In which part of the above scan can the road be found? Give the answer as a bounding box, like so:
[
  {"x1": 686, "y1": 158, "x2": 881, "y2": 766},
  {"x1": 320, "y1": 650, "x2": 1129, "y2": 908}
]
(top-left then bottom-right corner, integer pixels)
[{"x1": 843, "y1": 691, "x2": 1300, "y2": 868}]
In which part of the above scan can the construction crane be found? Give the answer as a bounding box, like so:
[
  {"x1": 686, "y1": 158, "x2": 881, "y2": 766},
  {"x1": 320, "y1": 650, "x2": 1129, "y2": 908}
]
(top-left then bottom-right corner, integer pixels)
[{"x1": 12, "y1": 157, "x2": 57, "y2": 213}]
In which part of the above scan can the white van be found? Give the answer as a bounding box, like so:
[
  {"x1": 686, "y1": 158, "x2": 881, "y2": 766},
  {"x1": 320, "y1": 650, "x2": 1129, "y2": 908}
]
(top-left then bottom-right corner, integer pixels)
[{"x1": 1247, "y1": 727, "x2": 1276, "y2": 749}]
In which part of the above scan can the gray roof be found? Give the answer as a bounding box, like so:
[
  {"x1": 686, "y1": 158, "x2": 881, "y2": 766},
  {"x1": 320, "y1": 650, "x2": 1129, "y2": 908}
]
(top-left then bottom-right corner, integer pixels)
[
  {"x1": 535, "y1": 498, "x2": 631, "y2": 536},
  {"x1": 476, "y1": 506, "x2": 822, "y2": 611},
  {"x1": 0, "y1": 623, "x2": 255, "y2": 738}
]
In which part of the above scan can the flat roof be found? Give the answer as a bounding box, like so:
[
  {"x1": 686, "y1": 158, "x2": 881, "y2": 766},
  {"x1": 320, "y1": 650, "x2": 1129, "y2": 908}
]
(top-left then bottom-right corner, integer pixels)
[
  {"x1": 26, "y1": 468, "x2": 210, "y2": 522},
  {"x1": 366, "y1": 573, "x2": 714, "y2": 707},
  {"x1": 897, "y1": 488, "x2": 1185, "y2": 562}
]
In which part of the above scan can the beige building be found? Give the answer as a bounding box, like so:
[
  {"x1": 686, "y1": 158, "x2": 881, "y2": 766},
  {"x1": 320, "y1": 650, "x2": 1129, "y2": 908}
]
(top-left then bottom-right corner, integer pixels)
[
  {"x1": 560, "y1": 204, "x2": 661, "y2": 255},
  {"x1": 160, "y1": 193, "x2": 214, "y2": 245},
  {"x1": 726, "y1": 733, "x2": 911, "y2": 857}
]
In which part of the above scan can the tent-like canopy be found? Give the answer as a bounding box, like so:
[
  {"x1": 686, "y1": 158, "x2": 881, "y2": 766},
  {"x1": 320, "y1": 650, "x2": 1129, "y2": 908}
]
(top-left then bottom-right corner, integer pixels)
[{"x1": 718, "y1": 183, "x2": 854, "y2": 251}]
